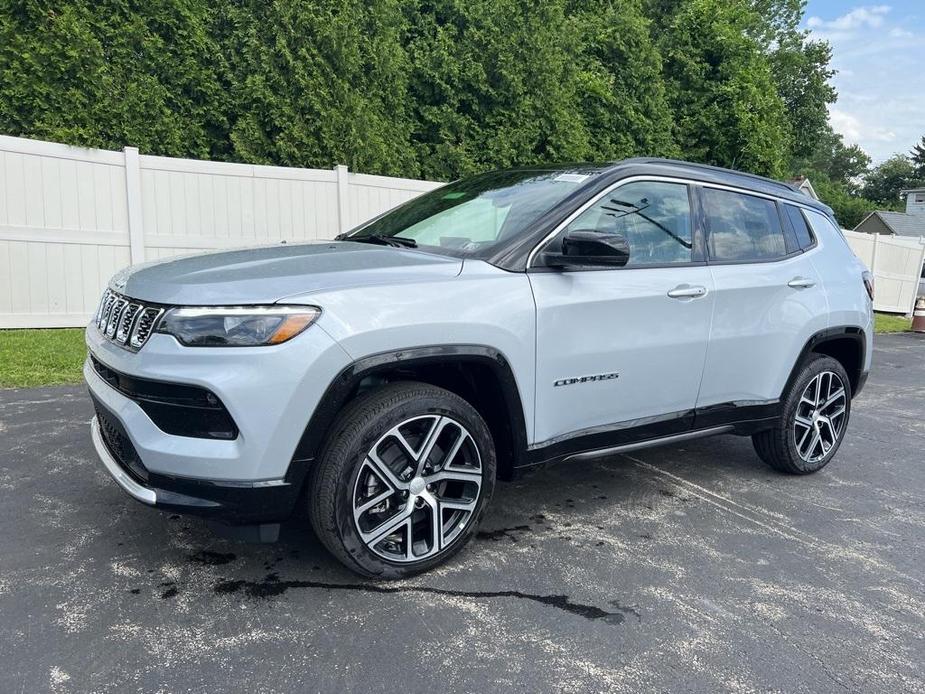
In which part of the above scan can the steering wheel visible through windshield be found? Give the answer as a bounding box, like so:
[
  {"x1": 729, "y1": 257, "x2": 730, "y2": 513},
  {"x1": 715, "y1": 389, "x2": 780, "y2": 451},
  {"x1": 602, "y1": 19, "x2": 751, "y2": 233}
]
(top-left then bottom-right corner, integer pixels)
[{"x1": 343, "y1": 168, "x2": 602, "y2": 256}]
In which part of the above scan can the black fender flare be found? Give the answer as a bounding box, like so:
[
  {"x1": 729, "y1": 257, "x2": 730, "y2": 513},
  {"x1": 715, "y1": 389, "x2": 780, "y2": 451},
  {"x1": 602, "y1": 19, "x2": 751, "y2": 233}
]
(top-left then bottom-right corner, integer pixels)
[
  {"x1": 286, "y1": 344, "x2": 529, "y2": 482},
  {"x1": 781, "y1": 326, "x2": 867, "y2": 400}
]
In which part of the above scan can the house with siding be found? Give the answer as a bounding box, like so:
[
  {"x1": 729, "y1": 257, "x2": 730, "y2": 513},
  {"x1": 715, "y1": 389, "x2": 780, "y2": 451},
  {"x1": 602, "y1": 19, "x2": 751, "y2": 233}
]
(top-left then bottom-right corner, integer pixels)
[{"x1": 854, "y1": 187, "x2": 925, "y2": 238}]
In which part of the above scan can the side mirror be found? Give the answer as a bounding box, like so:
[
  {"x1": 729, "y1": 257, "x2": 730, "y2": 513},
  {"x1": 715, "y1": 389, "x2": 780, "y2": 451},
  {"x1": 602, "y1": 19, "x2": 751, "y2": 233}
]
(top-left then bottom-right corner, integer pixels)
[{"x1": 541, "y1": 229, "x2": 630, "y2": 268}]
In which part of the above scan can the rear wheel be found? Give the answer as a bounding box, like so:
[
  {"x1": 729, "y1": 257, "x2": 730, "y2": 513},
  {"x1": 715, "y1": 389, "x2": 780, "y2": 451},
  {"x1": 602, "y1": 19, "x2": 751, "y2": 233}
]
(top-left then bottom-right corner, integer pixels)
[
  {"x1": 309, "y1": 382, "x2": 496, "y2": 578},
  {"x1": 753, "y1": 355, "x2": 851, "y2": 474}
]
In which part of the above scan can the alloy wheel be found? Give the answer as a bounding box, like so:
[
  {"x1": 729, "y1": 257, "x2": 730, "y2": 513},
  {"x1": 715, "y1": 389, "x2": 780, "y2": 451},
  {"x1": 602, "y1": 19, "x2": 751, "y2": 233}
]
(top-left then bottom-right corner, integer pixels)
[
  {"x1": 352, "y1": 414, "x2": 483, "y2": 562},
  {"x1": 793, "y1": 370, "x2": 847, "y2": 463}
]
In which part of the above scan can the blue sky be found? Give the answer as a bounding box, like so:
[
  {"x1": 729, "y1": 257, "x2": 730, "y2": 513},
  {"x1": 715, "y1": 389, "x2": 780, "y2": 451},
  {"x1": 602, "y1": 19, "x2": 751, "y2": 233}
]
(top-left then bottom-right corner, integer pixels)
[{"x1": 803, "y1": 1, "x2": 924, "y2": 163}]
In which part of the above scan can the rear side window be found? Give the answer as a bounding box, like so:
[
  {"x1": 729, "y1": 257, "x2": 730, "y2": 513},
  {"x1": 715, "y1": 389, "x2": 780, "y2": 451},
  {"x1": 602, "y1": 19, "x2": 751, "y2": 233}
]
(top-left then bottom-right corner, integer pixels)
[
  {"x1": 783, "y1": 204, "x2": 815, "y2": 249},
  {"x1": 702, "y1": 188, "x2": 788, "y2": 262}
]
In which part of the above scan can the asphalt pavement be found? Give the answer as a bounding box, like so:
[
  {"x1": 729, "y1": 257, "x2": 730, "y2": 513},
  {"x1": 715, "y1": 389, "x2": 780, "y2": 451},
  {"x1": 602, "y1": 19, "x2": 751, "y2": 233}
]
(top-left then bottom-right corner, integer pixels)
[{"x1": 1, "y1": 333, "x2": 923, "y2": 693}]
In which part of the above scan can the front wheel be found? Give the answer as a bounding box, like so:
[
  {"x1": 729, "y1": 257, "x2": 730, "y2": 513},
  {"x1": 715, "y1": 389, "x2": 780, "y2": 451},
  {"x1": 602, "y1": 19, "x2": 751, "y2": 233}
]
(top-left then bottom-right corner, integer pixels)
[
  {"x1": 753, "y1": 355, "x2": 851, "y2": 474},
  {"x1": 308, "y1": 382, "x2": 496, "y2": 578}
]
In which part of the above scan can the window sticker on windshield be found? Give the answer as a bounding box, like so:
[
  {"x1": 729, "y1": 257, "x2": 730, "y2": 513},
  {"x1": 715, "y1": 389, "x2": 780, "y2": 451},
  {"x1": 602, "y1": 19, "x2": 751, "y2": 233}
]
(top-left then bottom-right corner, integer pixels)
[
  {"x1": 555, "y1": 173, "x2": 589, "y2": 184},
  {"x1": 442, "y1": 192, "x2": 467, "y2": 199}
]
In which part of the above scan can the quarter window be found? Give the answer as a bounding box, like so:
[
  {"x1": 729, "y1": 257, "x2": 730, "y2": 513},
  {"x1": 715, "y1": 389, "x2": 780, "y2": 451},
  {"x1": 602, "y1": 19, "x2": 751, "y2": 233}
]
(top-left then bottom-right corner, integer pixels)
[
  {"x1": 702, "y1": 188, "x2": 788, "y2": 262},
  {"x1": 563, "y1": 181, "x2": 693, "y2": 266},
  {"x1": 783, "y1": 204, "x2": 815, "y2": 249}
]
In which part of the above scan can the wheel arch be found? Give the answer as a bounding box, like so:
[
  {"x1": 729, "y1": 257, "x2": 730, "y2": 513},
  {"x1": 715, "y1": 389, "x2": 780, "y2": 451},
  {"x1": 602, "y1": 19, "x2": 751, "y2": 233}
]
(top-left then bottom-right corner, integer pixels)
[
  {"x1": 290, "y1": 345, "x2": 529, "y2": 481},
  {"x1": 783, "y1": 326, "x2": 867, "y2": 400}
]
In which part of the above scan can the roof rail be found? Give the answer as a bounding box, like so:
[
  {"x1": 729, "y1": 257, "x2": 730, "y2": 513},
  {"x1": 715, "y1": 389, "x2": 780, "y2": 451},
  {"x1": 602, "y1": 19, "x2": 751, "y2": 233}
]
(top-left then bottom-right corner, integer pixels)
[{"x1": 620, "y1": 157, "x2": 801, "y2": 195}]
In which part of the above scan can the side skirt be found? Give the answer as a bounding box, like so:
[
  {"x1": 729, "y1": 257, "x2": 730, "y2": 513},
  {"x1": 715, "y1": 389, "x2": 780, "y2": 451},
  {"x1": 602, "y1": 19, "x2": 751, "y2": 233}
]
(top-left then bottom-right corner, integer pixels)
[
  {"x1": 563, "y1": 425, "x2": 735, "y2": 463},
  {"x1": 518, "y1": 400, "x2": 780, "y2": 472}
]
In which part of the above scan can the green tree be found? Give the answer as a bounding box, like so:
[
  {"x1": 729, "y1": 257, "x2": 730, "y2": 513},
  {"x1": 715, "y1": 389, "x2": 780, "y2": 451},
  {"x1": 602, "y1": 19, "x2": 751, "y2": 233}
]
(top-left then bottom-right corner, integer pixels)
[
  {"x1": 809, "y1": 174, "x2": 878, "y2": 228},
  {"x1": 910, "y1": 135, "x2": 925, "y2": 179},
  {"x1": 655, "y1": 0, "x2": 791, "y2": 176},
  {"x1": 568, "y1": 0, "x2": 677, "y2": 162},
  {"x1": 862, "y1": 155, "x2": 924, "y2": 206},
  {"x1": 404, "y1": 0, "x2": 593, "y2": 179},
  {"x1": 218, "y1": 0, "x2": 417, "y2": 176},
  {"x1": 745, "y1": 0, "x2": 837, "y2": 159},
  {"x1": 769, "y1": 37, "x2": 836, "y2": 159},
  {"x1": 792, "y1": 126, "x2": 870, "y2": 186},
  {"x1": 0, "y1": 0, "x2": 839, "y2": 182},
  {"x1": 0, "y1": 0, "x2": 229, "y2": 159}
]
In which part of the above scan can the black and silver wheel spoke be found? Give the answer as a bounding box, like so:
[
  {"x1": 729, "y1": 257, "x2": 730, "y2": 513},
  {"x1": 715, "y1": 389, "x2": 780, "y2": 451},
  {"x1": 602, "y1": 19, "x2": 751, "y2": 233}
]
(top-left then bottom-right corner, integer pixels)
[
  {"x1": 352, "y1": 414, "x2": 482, "y2": 562},
  {"x1": 793, "y1": 370, "x2": 847, "y2": 463}
]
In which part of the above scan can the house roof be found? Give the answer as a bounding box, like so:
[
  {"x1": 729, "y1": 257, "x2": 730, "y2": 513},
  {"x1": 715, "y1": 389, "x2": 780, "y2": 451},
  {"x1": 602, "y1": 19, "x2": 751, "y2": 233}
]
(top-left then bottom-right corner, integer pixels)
[
  {"x1": 788, "y1": 176, "x2": 819, "y2": 200},
  {"x1": 857, "y1": 210, "x2": 925, "y2": 237}
]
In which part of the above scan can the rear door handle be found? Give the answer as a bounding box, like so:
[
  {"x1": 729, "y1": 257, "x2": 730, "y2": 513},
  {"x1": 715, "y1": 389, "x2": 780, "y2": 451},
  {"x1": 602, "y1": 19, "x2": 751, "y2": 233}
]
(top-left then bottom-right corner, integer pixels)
[
  {"x1": 667, "y1": 285, "x2": 707, "y2": 299},
  {"x1": 788, "y1": 277, "x2": 816, "y2": 289}
]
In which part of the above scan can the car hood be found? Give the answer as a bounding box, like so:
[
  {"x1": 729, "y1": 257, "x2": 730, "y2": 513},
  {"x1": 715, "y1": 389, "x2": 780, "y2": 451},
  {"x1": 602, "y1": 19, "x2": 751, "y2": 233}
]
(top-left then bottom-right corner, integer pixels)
[{"x1": 116, "y1": 242, "x2": 463, "y2": 305}]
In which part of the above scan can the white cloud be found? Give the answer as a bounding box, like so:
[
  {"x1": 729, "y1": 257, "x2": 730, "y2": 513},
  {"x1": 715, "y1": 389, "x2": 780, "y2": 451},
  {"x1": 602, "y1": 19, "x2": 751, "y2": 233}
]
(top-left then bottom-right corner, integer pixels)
[
  {"x1": 806, "y1": 5, "x2": 891, "y2": 31},
  {"x1": 830, "y1": 108, "x2": 896, "y2": 144},
  {"x1": 805, "y1": 5, "x2": 924, "y2": 163},
  {"x1": 828, "y1": 108, "x2": 862, "y2": 142}
]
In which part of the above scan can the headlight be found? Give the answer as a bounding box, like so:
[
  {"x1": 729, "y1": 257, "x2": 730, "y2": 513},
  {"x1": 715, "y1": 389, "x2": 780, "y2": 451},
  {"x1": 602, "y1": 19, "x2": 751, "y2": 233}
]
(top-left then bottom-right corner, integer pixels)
[{"x1": 156, "y1": 306, "x2": 321, "y2": 347}]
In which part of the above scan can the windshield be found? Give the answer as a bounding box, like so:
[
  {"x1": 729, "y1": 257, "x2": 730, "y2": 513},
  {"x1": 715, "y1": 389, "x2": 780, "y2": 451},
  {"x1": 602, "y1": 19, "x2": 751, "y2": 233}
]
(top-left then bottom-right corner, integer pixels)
[{"x1": 345, "y1": 168, "x2": 601, "y2": 256}]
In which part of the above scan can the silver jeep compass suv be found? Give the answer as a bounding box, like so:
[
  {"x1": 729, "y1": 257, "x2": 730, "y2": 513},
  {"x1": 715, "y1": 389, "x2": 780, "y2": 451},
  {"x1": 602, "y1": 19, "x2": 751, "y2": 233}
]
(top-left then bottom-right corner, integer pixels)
[{"x1": 86, "y1": 159, "x2": 873, "y2": 578}]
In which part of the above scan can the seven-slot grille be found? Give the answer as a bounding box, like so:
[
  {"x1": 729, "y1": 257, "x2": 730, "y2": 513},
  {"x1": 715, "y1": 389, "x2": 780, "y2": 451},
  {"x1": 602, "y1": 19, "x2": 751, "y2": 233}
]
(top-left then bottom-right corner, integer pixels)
[{"x1": 95, "y1": 289, "x2": 163, "y2": 350}]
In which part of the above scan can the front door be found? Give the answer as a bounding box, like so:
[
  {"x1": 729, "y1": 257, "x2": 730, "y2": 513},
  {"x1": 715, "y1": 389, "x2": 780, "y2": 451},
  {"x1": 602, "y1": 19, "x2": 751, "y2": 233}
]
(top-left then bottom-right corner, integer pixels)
[{"x1": 529, "y1": 179, "x2": 714, "y2": 448}]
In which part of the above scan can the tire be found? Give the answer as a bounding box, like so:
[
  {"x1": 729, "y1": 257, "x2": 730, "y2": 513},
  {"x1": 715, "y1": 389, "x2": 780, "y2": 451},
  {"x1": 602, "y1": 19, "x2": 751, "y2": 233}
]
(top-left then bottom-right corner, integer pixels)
[
  {"x1": 752, "y1": 354, "x2": 852, "y2": 474},
  {"x1": 308, "y1": 381, "x2": 496, "y2": 579}
]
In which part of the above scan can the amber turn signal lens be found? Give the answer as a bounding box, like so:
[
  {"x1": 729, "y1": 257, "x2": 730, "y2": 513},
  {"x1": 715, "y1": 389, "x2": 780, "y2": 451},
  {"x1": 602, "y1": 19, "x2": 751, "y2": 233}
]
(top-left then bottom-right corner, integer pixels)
[{"x1": 267, "y1": 312, "x2": 320, "y2": 344}]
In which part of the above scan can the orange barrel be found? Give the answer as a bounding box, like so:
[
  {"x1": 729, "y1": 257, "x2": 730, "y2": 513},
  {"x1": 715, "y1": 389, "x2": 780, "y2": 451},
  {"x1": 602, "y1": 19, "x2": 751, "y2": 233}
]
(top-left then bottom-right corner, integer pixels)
[{"x1": 913, "y1": 297, "x2": 925, "y2": 333}]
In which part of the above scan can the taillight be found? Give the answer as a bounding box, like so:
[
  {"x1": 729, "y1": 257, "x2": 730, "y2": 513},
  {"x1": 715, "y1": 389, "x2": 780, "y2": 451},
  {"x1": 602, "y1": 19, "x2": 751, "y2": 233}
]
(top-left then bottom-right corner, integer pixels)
[{"x1": 862, "y1": 271, "x2": 874, "y2": 301}]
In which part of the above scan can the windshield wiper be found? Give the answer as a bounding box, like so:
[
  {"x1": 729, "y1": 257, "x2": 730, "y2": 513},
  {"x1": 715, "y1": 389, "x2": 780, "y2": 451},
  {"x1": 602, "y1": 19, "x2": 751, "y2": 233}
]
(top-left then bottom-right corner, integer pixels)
[
  {"x1": 348, "y1": 234, "x2": 417, "y2": 249},
  {"x1": 601, "y1": 199, "x2": 692, "y2": 249}
]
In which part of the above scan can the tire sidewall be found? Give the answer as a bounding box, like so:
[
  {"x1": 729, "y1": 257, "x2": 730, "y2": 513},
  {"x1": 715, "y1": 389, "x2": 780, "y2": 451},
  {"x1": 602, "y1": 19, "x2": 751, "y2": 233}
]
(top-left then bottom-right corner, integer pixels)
[
  {"x1": 326, "y1": 387, "x2": 496, "y2": 579},
  {"x1": 780, "y1": 356, "x2": 852, "y2": 473}
]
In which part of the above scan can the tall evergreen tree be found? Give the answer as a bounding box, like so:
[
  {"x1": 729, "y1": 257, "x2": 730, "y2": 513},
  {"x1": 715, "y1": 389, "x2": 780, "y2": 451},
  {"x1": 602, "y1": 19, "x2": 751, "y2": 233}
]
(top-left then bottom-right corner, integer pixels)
[
  {"x1": 910, "y1": 135, "x2": 925, "y2": 179},
  {"x1": 654, "y1": 0, "x2": 791, "y2": 176},
  {"x1": 569, "y1": 0, "x2": 677, "y2": 162},
  {"x1": 0, "y1": 0, "x2": 840, "y2": 181},
  {"x1": 0, "y1": 0, "x2": 229, "y2": 158}
]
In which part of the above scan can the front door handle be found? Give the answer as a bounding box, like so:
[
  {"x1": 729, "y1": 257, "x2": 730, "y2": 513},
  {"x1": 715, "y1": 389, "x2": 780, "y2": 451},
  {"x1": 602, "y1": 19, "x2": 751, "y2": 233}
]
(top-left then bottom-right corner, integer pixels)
[
  {"x1": 667, "y1": 285, "x2": 707, "y2": 299},
  {"x1": 788, "y1": 277, "x2": 816, "y2": 289}
]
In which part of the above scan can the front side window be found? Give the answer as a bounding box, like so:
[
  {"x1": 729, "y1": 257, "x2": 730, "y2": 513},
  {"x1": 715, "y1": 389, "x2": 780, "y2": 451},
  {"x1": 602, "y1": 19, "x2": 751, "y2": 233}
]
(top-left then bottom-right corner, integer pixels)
[
  {"x1": 702, "y1": 188, "x2": 788, "y2": 262},
  {"x1": 348, "y1": 169, "x2": 602, "y2": 256},
  {"x1": 562, "y1": 181, "x2": 694, "y2": 266}
]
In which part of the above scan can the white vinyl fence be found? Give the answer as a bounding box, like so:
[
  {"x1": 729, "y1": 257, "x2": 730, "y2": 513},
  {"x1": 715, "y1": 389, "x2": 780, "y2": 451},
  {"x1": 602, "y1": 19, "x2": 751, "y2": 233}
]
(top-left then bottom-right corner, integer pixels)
[
  {"x1": 843, "y1": 229, "x2": 925, "y2": 314},
  {"x1": 0, "y1": 135, "x2": 442, "y2": 328}
]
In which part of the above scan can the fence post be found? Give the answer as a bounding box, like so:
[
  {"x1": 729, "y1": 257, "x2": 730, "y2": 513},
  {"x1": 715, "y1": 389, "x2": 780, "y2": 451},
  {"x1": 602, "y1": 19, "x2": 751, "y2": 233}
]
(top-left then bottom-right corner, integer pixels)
[
  {"x1": 911, "y1": 238, "x2": 925, "y2": 317},
  {"x1": 335, "y1": 164, "x2": 350, "y2": 234},
  {"x1": 870, "y1": 232, "x2": 880, "y2": 276},
  {"x1": 123, "y1": 146, "x2": 146, "y2": 265}
]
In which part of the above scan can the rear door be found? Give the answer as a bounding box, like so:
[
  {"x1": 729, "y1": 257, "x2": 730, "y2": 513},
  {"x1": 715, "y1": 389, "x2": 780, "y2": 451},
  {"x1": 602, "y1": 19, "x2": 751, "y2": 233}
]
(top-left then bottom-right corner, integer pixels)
[
  {"x1": 529, "y1": 179, "x2": 714, "y2": 447},
  {"x1": 696, "y1": 186, "x2": 828, "y2": 411}
]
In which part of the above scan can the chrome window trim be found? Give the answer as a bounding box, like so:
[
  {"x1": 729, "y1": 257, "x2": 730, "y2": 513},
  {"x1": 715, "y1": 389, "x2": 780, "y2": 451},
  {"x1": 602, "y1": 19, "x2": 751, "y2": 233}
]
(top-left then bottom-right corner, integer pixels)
[{"x1": 526, "y1": 174, "x2": 830, "y2": 270}]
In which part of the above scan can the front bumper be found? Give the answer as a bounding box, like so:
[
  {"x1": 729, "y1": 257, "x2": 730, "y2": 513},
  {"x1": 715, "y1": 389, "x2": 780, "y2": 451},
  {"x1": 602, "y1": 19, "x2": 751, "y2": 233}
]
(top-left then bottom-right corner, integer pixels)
[
  {"x1": 91, "y1": 411, "x2": 305, "y2": 523},
  {"x1": 91, "y1": 415, "x2": 156, "y2": 505},
  {"x1": 85, "y1": 319, "x2": 352, "y2": 523}
]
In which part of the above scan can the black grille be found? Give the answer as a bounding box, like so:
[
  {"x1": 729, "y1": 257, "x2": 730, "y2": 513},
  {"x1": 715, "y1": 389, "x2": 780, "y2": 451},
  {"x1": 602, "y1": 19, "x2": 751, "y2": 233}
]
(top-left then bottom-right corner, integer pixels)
[{"x1": 91, "y1": 393, "x2": 149, "y2": 483}]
